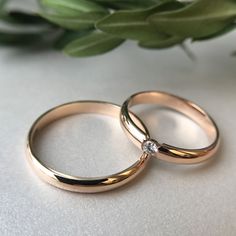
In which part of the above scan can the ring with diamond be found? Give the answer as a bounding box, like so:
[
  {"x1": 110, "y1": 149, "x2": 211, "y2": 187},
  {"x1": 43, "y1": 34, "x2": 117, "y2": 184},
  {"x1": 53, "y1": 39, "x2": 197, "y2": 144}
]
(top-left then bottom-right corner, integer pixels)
[
  {"x1": 26, "y1": 101, "x2": 150, "y2": 193},
  {"x1": 120, "y1": 91, "x2": 220, "y2": 164}
]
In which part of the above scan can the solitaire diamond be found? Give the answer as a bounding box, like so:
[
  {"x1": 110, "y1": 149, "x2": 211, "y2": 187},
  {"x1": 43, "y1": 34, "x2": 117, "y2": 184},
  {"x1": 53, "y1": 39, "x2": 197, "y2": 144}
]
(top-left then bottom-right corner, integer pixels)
[{"x1": 142, "y1": 139, "x2": 159, "y2": 154}]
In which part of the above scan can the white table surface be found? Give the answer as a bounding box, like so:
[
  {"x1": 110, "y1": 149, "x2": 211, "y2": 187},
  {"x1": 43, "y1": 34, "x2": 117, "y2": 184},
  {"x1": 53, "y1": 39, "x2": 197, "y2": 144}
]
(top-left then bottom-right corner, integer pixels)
[{"x1": 1, "y1": 9, "x2": 236, "y2": 235}]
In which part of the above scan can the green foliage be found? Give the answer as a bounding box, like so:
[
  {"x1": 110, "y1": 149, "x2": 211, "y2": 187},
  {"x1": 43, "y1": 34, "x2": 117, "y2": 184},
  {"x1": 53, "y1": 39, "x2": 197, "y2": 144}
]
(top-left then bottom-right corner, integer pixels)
[
  {"x1": 96, "y1": 1, "x2": 184, "y2": 42},
  {"x1": 149, "y1": 0, "x2": 236, "y2": 38},
  {"x1": 40, "y1": 0, "x2": 108, "y2": 15},
  {"x1": 0, "y1": 31, "x2": 44, "y2": 46},
  {"x1": 40, "y1": 0, "x2": 109, "y2": 30},
  {"x1": 0, "y1": 11, "x2": 50, "y2": 25},
  {"x1": 54, "y1": 30, "x2": 92, "y2": 49},
  {"x1": 64, "y1": 31, "x2": 124, "y2": 56},
  {"x1": 87, "y1": 0, "x2": 160, "y2": 10},
  {"x1": 0, "y1": 0, "x2": 235, "y2": 57},
  {"x1": 40, "y1": 12, "x2": 108, "y2": 30}
]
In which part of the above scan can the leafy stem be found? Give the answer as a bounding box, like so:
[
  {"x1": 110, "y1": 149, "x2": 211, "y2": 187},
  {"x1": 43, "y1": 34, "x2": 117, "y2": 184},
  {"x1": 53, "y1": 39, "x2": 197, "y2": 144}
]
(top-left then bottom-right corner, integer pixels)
[{"x1": 0, "y1": 0, "x2": 235, "y2": 57}]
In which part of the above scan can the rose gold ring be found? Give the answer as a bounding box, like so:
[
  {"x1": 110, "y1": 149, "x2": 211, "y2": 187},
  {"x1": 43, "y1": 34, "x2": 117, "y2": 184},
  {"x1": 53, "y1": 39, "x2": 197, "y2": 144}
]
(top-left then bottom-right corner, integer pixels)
[
  {"x1": 26, "y1": 101, "x2": 150, "y2": 193},
  {"x1": 120, "y1": 91, "x2": 220, "y2": 164}
]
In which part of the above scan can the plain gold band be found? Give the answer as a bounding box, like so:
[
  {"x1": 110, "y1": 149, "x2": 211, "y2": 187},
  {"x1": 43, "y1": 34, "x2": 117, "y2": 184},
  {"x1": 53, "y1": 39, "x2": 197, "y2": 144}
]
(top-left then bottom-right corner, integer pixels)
[
  {"x1": 26, "y1": 101, "x2": 149, "y2": 193},
  {"x1": 120, "y1": 91, "x2": 220, "y2": 164}
]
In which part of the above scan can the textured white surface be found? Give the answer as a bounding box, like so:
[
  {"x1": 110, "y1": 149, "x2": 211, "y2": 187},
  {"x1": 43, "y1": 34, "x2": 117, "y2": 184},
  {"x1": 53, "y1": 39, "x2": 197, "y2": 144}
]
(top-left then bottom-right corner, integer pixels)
[{"x1": 1, "y1": 23, "x2": 236, "y2": 235}]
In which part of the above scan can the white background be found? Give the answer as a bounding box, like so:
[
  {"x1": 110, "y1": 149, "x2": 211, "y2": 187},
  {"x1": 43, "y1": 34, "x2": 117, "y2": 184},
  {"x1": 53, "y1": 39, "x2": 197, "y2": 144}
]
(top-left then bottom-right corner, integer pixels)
[{"x1": 1, "y1": 1, "x2": 236, "y2": 235}]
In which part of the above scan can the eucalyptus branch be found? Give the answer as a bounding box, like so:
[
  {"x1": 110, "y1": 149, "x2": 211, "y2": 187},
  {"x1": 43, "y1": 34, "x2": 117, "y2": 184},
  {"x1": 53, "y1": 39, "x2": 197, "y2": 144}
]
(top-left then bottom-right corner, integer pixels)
[{"x1": 0, "y1": 0, "x2": 235, "y2": 57}]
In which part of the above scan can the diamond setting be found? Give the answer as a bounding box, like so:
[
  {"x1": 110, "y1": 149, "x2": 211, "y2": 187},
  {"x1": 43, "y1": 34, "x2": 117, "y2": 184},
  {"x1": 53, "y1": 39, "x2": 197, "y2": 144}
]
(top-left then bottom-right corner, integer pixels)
[{"x1": 142, "y1": 139, "x2": 159, "y2": 155}]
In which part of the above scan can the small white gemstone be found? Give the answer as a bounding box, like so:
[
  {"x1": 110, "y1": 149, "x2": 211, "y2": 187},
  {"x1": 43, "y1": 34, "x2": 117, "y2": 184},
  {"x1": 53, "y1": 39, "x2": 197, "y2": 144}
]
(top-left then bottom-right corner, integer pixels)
[{"x1": 142, "y1": 139, "x2": 159, "y2": 154}]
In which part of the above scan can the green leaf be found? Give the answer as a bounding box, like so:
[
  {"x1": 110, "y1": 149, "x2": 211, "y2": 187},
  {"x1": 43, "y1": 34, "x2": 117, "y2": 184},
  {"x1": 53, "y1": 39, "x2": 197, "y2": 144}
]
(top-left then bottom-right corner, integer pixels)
[
  {"x1": 0, "y1": 11, "x2": 50, "y2": 25},
  {"x1": 88, "y1": 0, "x2": 159, "y2": 10},
  {"x1": 41, "y1": 12, "x2": 107, "y2": 30},
  {"x1": 96, "y1": 1, "x2": 184, "y2": 41},
  {"x1": 149, "y1": 0, "x2": 236, "y2": 38},
  {"x1": 0, "y1": 31, "x2": 43, "y2": 46},
  {"x1": 139, "y1": 35, "x2": 183, "y2": 48},
  {"x1": 108, "y1": 1, "x2": 157, "y2": 10},
  {"x1": 40, "y1": 0, "x2": 108, "y2": 16},
  {"x1": 63, "y1": 31, "x2": 124, "y2": 56},
  {"x1": 40, "y1": 0, "x2": 109, "y2": 30},
  {"x1": 54, "y1": 30, "x2": 92, "y2": 49},
  {"x1": 194, "y1": 23, "x2": 236, "y2": 41}
]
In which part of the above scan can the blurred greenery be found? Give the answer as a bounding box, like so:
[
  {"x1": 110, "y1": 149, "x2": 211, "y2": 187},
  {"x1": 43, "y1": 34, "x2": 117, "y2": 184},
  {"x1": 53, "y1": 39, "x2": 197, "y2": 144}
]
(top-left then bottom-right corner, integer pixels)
[{"x1": 0, "y1": 0, "x2": 235, "y2": 57}]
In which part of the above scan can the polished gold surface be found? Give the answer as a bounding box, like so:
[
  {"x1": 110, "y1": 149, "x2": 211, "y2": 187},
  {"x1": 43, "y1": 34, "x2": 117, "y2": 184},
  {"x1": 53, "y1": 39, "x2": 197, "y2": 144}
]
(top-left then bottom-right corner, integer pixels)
[
  {"x1": 26, "y1": 101, "x2": 149, "y2": 193},
  {"x1": 120, "y1": 91, "x2": 220, "y2": 164}
]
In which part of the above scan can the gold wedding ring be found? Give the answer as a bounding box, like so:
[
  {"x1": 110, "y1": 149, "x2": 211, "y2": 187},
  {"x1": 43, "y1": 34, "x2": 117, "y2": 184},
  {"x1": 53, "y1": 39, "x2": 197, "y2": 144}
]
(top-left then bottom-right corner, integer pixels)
[
  {"x1": 120, "y1": 91, "x2": 220, "y2": 164},
  {"x1": 26, "y1": 101, "x2": 149, "y2": 193},
  {"x1": 26, "y1": 91, "x2": 220, "y2": 193}
]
